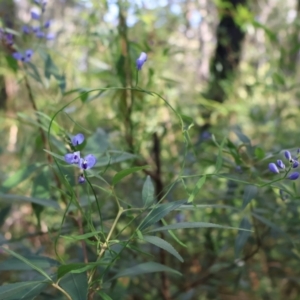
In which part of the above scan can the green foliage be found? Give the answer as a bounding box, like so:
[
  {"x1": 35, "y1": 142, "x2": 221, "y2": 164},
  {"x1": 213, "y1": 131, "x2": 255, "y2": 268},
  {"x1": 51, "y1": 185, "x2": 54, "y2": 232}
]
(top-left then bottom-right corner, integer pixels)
[{"x1": 1, "y1": 0, "x2": 300, "y2": 299}]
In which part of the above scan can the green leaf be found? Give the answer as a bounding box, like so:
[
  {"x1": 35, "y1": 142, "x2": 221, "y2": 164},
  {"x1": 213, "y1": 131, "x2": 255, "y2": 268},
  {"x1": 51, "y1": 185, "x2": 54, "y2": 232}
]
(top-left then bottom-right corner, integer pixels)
[
  {"x1": 110, "y1": 262, "x2": 181, "y2": 280},
  {"x1": 0, "y1": 255, "x2": 59, "y2": 271},
  {"x1": 26, "y1": 62, "x2": 43, "y2": 84},
  {"x1": 143, "y1": 235, "x2": 183, "y2": 262},
  {"x1": 1, "y1": 247, "x2": 53, "y2": 281},
  {"x1": 139, "y1": 200, "x2": 186, "y2": 231},
  {"x1": 0, "y1": 194, "x2": 60, "y2": 209},
  {"x1": 0, "y1": 281, "x2": 48, "y2": 300},
  {"x1": 59, "y1": 273, "x2": 88, "y2": 300},
  {"x1": 187, "y1": 176, "x2": 206, "y2": 203},
  {"x1": 57, "y1": 262, "x2": 106, "y2": 279},
  {"x1": 142, "y1": 176, "x2": 155, "y2": 207},
  {"x1": 61, "y1": 230, "x2": 102, "y2": 241},
  {"x1": 98, "y1": 291, "x2": 113, "y2": 300},
  {"x1": 234, "y1": 129, "x2": 251, "y2": 145},
  {"x1": 43, "y1": 149, "x2": 65, "y2": 161},
  {"x1": 0, "y1": 163, "x2": 42, "y2": 193},
  {"x1": 112, "y1": 166, "x2": 148, "y2": 185},
  {"x1": 242, "y1": 185, "x2": 257, "y2": 209},
  {"x1": 147, "y1": 222, "x2": 252, "y2": 233},
  {"x1": 254, "y1": 146, "x2": 265, "y2": 160},
  {"x1": 235, "y1": 217, "x2": 252, "y2": 258},
  {"x1": 215, "y1": 137, "x2": 226, "y2": 173}
]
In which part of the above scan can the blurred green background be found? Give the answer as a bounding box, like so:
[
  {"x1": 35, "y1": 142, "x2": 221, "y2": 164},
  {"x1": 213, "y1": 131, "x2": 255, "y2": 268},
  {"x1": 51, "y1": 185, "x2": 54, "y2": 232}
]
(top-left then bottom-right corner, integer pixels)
[{"x1": 1, "y1": 0, "x2": 300, "y2": 299}]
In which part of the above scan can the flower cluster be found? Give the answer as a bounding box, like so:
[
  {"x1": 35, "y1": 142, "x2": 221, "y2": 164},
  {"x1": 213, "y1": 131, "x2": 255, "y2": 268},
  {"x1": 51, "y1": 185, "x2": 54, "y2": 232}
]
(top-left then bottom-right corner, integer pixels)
[
  {"x1": 268, "y1": 150, "x2": 300, "y2": 180},
  {"x1": 23, "y1": 0, "x2": 55, "y2": 41},
  {"x1": 1, "y1": 0, "x2": 55, "y2": 64},
  {"x1": 64, "y1": 133, "x2": 97, "y2": 184}
]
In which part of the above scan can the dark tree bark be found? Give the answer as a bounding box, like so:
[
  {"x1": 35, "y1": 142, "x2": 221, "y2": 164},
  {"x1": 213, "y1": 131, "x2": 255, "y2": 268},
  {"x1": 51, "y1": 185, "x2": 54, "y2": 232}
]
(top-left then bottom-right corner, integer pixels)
[{"x1": 206, "y1": 0, "x2": 247, "y2": 104}]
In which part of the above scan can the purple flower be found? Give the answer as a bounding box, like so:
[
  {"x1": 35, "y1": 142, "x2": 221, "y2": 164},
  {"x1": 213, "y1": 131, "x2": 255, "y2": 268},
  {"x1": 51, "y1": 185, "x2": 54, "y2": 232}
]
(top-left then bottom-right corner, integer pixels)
[
  {"x1": 46, "y1": 33, "x2": 55, "y2": 40},
  {"x1": 284, "y1": 150, "x2": 292, "y2": 161},
  {"x1": 12, "y1": 49, "x2": 34, "y2": 63},
  {"x1": 276, "y1": 160, "x2": 285, "y2": 169},
  {"x1": 293, "y1": 160, "x2": 299, "y2": 168},
  {"x1": 31, "y1": 11, "x2": 41, "y2": 20},
  {"x1": 32, "y1": 26, "x2": 40, "y2": 33},
  {"x1": 71, "y1": 133, "x2": 85, "y2": 146},
  {"x1": 175, "y1": 213, "x2": 185, "y2": 223},
  {"x1": 35, "y1": 30, "x2": 45, "y2": 38},
  {"x1": 288, "y1": 172, "x2": 299, "y2": 180},
  {"x1": 78, "y1": 174, "x2": 85, "y2": 184},
  {"x1": 136, "y1": 52, "x2": 147, "y2": 70},
  {"x1": 64, "y1": 151, "x2": 81, "y2": 164},
  {"x1": 22, "y1": 25, "x2": 31, "y2": 34},
  {"x1": 78, "y1": 154, "x2": 97, "y2": 170},
  {"x1": 44, "y1": 20, "x2": 51, "y2": 29},
  {"x1": 269, "y1": 163, "x2": 279, "y2": 174},
  {"x1": 5, "y1": 33, "x2": 13, "y2": 45}
]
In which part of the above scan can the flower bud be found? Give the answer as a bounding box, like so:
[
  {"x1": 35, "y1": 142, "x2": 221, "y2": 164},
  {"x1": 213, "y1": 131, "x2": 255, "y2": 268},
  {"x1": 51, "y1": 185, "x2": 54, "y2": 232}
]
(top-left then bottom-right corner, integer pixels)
[
  {"x1": 277, "y1": 160, "x2": 285, "y2": 169},
  {"x1": 288, "y1": 172, "x2": 299, "y2": 180},
  {"x1": 269, "y1": 163, "x2": 279, "y2": 174}
]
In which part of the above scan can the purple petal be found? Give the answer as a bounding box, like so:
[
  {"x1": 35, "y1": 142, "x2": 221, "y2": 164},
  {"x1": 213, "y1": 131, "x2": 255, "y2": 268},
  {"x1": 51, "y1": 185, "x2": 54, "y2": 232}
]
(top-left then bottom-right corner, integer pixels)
[
  {"x1": 136, "y1": 52, "x2": 147, "y2": 70},
  {"x1": 65, "y1": 153, "x2": 74, "y2": 164},
  {"x1": 12, "y1": 52, "x2": 23, "y2": 61},
  {"x1": 71, "y1": 133, "x2": 85, "y2": 146},
  {"x1": 276, "y1": 160, "x2": 285, "y2": 169},
  {"x1": 79, "y1": 154, "x2": 97, "y2": 170},
  {"x1": 23, "y1": 49, "x2": 34, "y2": 62},
  {"x1": 85, "y1": 154, "x2": 97, "y2": 169},
  {"x1": 31, "y1": 11, "x2": 41, "y2": 20},
  {"x1": 78, "y1": 174, "x2": 85, "y2": 184},
  {"x1": 32, "y1": 26, "x2": 40, "y2": 33},
  {"x1": 65, "y1": 151, "x2": 81, "y2": 164},
  {"x1": 46, "y1": 33, "x2": 55, "y2": 40},
  {"x1": 293, "y1": 160, "x2": 299, "y2": 168},
  {"x1": 284, "y1": 150, "x2": 292, "y2": 161},
  {"x1": 22, "y1": 25, "x2": 31, "y2": 34},
  {"x1": 44, "y1": 20, "x2": 51, "y2": 28},
  {"x1": 288, "y1": 172, "x2": 299, "y2": 180},
  {"x1": 35, "y1": 31, "x2": 45, "y2": 38},
  {"x1": 269, "y1": 163, "x2": 279, "y2": 174}
]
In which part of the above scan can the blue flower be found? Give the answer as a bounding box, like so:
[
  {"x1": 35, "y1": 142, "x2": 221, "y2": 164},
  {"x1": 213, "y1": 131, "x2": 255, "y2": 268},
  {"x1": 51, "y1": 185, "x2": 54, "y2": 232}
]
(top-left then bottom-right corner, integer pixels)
[
  {"x1": 71, "y1": 133, "x2": 85, "y2": 146},
  {"x1": 44, "y1": 20, "x2": 51, "y2": 29},
  {"x1": 136, "y1": 52, "x2": 147, "y2": 70},
  {"x1": 31, "y1": 11, "x2": 41, "y2": 20},
  {"x1": 46, "y1": 33, "x2": 55, "y2": 40},
  {"x1": 12, "y1": 49, "x2": 34, "y2": 63},
  {"x1": 22, "y1": 25, "x2": 31, "y2": 34},
  {"x1": 78, "y1": 174, "x2": 85, "y2": 184},
  {"x1": 288, "y1": 172, "x2": 299, "y2": 180},
  {"x1": 78, "y1": 154, "x2": 97, "y2": 170},
  {"x1": 269, "y1": 163, "x2": 279, "y2": 174},
  {"x1": 35, "y1": 30, "x2": 45, "y2": 38},
  {"x1": 284, "y1": 150, "x2": 292, "y2": 161},
  {"x1": 64, "y1": 151, "x2": 81, "y2": 164},
  {"x1": 293, "y1": 160, "x2": 299, "y2": 168},
  {"x1": 276, "y1": 160, "x2": 285, "y2": 169}
]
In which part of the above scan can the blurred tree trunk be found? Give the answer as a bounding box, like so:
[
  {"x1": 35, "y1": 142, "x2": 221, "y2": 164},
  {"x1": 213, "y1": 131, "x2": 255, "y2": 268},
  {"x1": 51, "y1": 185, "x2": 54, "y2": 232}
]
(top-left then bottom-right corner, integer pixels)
[
  {"x1": 0, "y1": 0, "x2": 15, "y2": 110},
  {"x1": 206, "y1": 0, "x2": 247, "y2": 104}
]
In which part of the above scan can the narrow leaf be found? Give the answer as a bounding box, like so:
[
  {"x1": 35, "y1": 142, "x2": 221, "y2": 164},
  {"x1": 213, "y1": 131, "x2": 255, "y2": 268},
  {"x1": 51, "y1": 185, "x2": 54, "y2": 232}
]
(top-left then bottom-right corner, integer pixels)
[
  {"x1": 0, "y1": 281, "x2": 48, "y2": 300},
  {"x1": 112, "y1": 166, "x2": 148, "y2": 185},
  {"x1": 142, "y1": 176, "x2": 155, "y2": 206},
  {"x1": 1, "y1": 247, "x2": 52, "y2": 281},
  {"x1": 242, "y1": 185, "x2": 257, "y2": 209},
  {"x1": 147, "y1": 222, "x2": 252, "y2": 233},
  {"x1": 235, "y1": 217, "x2": 252, "y2": 257},
  {"x1": 215, "y1": 137, "x2": 226, "y2": 173},
  {"x1": 143, "y1": 235, "x2": 183, "y2": 262},
  {"x1": 59, "y1": 273, "x2": 88, "y2": 300},
  {"x1": 187, "y1": 176, "x2": 206, "y2": 203},
  {"x1": 139, "y1": 200, "x2": 186, "y2": 231},
  {"x1": 110, "y1": 262, "x2": 181, "y2": 281}
]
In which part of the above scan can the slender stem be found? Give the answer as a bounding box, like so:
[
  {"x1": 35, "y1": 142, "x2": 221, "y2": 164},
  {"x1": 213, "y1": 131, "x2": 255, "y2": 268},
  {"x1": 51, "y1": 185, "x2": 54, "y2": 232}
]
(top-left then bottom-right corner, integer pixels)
[{"x1": 52, "y1": 283, "x2": 72, "y2": 300}]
